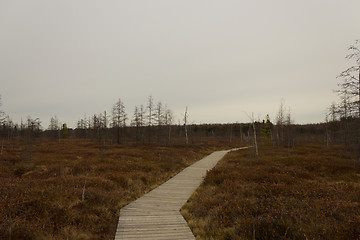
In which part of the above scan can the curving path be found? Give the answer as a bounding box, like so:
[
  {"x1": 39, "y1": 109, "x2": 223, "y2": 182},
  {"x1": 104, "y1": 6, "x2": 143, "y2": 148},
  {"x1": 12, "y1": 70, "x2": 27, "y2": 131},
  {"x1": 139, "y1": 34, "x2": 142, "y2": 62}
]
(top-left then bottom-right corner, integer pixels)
[{"x1": 114, "y1": 147, "x2": 249, "y2": 240}]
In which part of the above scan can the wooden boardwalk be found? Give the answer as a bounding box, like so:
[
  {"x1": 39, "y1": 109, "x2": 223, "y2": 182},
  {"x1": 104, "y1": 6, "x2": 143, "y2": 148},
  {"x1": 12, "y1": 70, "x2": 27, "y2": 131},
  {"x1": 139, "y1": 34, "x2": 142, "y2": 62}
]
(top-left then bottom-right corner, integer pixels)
[{"x1": 114, "y1": 148, "x2": 247, "y2": 240}]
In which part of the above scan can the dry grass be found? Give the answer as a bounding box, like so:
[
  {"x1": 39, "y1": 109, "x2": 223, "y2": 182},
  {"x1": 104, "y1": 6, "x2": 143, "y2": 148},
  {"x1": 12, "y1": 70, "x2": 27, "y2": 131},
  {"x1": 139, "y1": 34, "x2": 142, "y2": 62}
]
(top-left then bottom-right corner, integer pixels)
[
  {"x1": 0, "y1": 138, "x2": 215, "y2": 240},
  {"x1": 182, "y1": 145, "x2": 360, "y2": 240}
]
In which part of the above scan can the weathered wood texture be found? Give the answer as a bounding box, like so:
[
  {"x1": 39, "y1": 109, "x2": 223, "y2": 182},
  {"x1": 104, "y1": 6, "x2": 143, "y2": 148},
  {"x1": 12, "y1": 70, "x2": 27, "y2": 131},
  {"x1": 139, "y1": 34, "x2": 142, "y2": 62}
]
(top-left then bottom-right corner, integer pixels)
[{"x1": 114, "y1": 148, "x2": 246, "y2": 240}]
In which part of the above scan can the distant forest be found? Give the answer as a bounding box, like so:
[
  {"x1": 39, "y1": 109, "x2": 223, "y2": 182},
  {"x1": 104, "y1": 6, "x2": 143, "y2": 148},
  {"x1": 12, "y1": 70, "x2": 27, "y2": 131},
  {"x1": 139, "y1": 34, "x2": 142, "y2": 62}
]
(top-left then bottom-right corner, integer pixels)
[
  {"x1": 0, "y1": 92, "x2": 359, "y2": 158},
  {"x1": 0, "y1": 40, "x2": 359, "y2": 157}
]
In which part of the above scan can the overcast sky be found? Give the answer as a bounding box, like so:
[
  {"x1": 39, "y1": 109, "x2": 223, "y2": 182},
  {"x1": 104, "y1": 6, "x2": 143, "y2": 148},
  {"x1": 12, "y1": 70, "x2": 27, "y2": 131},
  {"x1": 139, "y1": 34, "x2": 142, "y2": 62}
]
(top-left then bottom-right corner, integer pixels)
[{"x1": 1, "y1": 0, "x2": 360, "y2": 128}]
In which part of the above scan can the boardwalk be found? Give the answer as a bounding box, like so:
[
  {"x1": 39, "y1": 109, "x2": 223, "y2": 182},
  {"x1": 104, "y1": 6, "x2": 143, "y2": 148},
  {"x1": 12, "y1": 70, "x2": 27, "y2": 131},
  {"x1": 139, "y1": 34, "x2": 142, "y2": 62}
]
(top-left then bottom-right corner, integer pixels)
[{"x1": 114, "y1": 148, "x2": 248, "y2": 240}]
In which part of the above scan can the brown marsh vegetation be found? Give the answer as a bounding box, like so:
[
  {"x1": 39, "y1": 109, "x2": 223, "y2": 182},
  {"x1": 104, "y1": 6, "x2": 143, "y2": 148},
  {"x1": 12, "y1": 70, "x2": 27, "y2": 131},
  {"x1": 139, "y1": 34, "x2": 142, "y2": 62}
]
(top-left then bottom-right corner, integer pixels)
[
  {"x1": 0, "y1": 139, "x2": 215, "y2": 239},
  {"x1": 182, "y1": 145, "x2": 360, "y2": 240}
]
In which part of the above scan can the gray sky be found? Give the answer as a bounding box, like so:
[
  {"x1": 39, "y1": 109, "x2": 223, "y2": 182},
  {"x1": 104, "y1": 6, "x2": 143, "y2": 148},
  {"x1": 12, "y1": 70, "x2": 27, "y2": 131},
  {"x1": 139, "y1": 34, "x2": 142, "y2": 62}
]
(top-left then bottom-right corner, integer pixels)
[{"x1": 1, "y1": 0, "x2": 359, "y2": 128}]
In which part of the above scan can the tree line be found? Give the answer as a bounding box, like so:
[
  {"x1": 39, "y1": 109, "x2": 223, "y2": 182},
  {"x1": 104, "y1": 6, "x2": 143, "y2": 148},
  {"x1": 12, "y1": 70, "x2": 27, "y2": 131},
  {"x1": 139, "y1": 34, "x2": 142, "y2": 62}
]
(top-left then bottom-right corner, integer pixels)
[
  {"x1": 0, "y1": 91, "x2": 342, "y2": 150},
  {"x1": 2, "y1": 39, "x2": 359, "y2": 150},
  {"x1": 72, "y1": 96, "x2": 177, "y2": 145},
  {"x1": 0, "y1": 95, "x2": 254, "y2": 146},
  {"x1": 0, "y1": 90, "x2": 306, "y2": 148}
]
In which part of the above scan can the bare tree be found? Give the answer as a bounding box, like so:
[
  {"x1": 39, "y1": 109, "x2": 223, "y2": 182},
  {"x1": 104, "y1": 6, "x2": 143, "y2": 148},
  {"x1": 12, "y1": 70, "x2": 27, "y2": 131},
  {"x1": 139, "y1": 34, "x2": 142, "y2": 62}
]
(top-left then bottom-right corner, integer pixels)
[
  {"x1": 155, "y1": 101, "x2": 164, "y2": 144},
  {"x1": 76, "y1": 115, "x2": 89, "y2": 139},
  {"x1": 146, "y1": 96, "x2": 155, "y2": 144},
  {"x1": 99, "y1": 111, "x2": 108, "y2": 129},
  {"x1": 130, "y1": 105, "x2": 146, "y2": 144},
  {"x1": 275, "y1": 100, "x2": 286, "y2": 145},
  {"x1": 77, "y1": 117, "x2": 85, "y2": 129},
  {"x1": 337, "y1": 40, "x2": 360, "y2": 117},
  {"x1": 285, "y1": 107, "x2": 294, "y2": 147},
  {"x1": 139, "y1": 104, "x2": 146, "y2": 144},
  {"x1": 26, "y1": 117, "x2": 41, "y2": 131},
  {"x1": 184, "y1": 106, "x2": 189, "y2": 144},
  {"x1": 131, "y1": 106, "x2": 141, "y2": 144},
  {"x1": 251, "y1": 113, "x2": 258, "y2": 156},
  {"x1": 164, "y1": 106, "x2": 173, "y2": 145},
  {"x1": 328, "y1": 102, "x2": 338, "y2": 122},
  {"x1": 338, "y1": 90, "x2": 352, "y2": 144},
  {"x1": 101, "y1": 111, "x2": 109, "y2": 144},
  {"x1": 337, "y1": 89, "x2": 355, "y2": 120},
  {"x1": 92, "y1": 114, "x2": 102, "y2": 142},
  {"x1": 48, "y1": 116, "x2": 60, "y2": 141},
  {"x1": 139, "y1": 105, "x2": 145, "y2": 126},
  {"x1": 243, "y1": 112, "x2": 259, "y2": 156},
  {"x1": 275, "y1": 100, "x2": 295, "y2": 147},
  {"x1": 48, "y1": 116, "x2": 60, "y2": 131},
  {"x1": 112, "y1": 99, "x2": 127, "y2": 144}
]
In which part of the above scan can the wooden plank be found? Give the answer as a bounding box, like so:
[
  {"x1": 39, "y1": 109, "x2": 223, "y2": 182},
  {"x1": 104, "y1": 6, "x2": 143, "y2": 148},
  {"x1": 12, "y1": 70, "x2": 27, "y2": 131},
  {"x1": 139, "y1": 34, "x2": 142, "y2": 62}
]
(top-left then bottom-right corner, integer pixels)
[{"x1": 114, "y1": 148, "x2": 248, "y2": 240}]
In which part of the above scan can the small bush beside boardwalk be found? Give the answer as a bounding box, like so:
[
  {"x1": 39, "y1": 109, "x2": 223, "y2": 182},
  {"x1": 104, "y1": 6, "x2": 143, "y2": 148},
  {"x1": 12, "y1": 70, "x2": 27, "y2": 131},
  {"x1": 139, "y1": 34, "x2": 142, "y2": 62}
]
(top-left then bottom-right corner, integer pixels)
[
  {"x1": 0, "y1": 139, "x2": 216, "y2": 240},
  {"x1": 182, "y1": 145, "x2": 360, "y2": 240}
]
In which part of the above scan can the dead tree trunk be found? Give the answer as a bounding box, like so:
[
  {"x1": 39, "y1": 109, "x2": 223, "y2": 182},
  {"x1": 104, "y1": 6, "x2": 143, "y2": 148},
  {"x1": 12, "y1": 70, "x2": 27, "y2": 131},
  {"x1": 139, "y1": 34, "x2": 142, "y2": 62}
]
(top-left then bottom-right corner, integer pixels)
[
  {"x1": 252, "y1": 114, "x2": 258, "y2": 157},
  {"x1": 184, "y1": 107, "x2": 189, "y2": 145}
]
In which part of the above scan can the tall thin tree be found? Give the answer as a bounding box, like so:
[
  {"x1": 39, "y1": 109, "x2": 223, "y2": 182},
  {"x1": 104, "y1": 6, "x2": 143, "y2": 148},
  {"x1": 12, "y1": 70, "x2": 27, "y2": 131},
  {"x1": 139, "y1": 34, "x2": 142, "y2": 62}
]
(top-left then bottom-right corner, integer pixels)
[
  {"x1": 132, "y1": 106, "x2": 141, "y2": 145},
  {"x1": 164, "y1": 107, "x2": 173, "y2": 145},
  {"x1": 155, "y1": 101, "x2": 163, "y2": 144},
  {"x1": 276, "y1": 100, "x2": 286, "y2": 146},
  {"x1": 184, "y1": 106, "x2": 189, "y2": 144},
  {"x1": 251, "y1": 113, "x2": 259, "y2": 157},
  {"x1": 112, "y1": 99, "x2": 127, "y2": 144},
  {"x1": 146, "y1": 96, "x2": 155, "y2": 144},
  {"x1": 337, "y1": 40, "x2": 360, "y2": 117}
]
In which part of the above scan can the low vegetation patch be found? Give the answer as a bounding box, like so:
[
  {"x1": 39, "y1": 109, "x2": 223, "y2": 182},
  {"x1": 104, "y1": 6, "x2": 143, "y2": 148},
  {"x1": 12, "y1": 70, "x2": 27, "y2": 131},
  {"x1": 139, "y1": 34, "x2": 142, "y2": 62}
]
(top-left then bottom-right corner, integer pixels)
[
  {"x1": 0, "y1": 139, "x2": 215, "y2": 239},
  {"x1": 182, "y1": 145, "x2": 360, "y2": 240}
]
